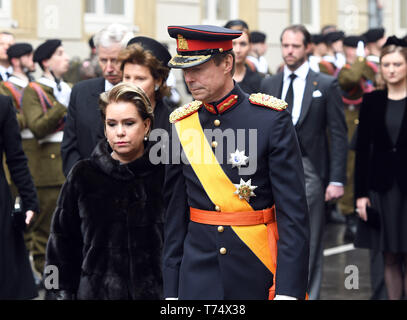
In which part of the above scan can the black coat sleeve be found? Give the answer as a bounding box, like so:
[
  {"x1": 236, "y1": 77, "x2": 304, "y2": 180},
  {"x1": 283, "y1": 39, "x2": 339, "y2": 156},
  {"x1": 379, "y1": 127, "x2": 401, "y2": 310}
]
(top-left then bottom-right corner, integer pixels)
[
  {"x1": 268, "y1": 110, "x2": 310, "y2": 299},
  {"x1": 354, "y1": 94, "x2": 372, "y2": 199},
  {"x1": 45, "y1": 169, "x2": 83, "y2": 294},
  {"x1": 162, "y1": 124, "x2": 190, "y2": 298},
  {"x1": 325, "y1": 78, "x2": 348, "y2": 184},
  {"x1": 61, "y1": 86, "x2": 81, "y2": 177},
  {"x1": 2, "y1": 96, "x2": 39, "y2": 213}
]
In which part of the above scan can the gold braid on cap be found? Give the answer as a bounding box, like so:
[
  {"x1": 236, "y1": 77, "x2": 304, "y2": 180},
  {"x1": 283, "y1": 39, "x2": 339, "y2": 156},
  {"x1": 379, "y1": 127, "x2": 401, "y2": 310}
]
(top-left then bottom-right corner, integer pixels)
[
  {"x1": 249, "y1": 93, "x2": 287, "y2": 111},
  {"x1": 169, "y1": 100, "x2": 203, "y2": 123}
]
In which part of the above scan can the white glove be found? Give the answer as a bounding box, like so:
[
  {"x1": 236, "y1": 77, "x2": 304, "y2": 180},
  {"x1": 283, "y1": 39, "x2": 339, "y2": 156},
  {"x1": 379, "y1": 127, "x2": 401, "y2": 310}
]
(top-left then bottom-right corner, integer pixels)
[{"x1": 356, "y1": 41, "x2": 365, "y2": 58}]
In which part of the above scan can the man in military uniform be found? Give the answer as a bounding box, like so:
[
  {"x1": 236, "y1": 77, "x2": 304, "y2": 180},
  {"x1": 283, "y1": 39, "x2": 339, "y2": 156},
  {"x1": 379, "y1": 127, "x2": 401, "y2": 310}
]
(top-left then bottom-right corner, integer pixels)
[
  {"x1": 0, "y1": 43, "x2": 35, "y2": 128},
  {"x1": 0, "y1": 31, "x2": 15, "y2": 81},
  {"x1": 337, "y1": 36, "x2": 377, "y2": 241},
  {"x1": 0, "y1": 43, "x2": 36, "y2": 198},
  {"x1": 21, "y1": 39, "x2": 71, "y2": 276},
  {"x1": 163, "y1": 25, "x2": 309, "y2": 300},
  {"x1": 363, "y1": 27, "x2": 386, "y2": 67}
]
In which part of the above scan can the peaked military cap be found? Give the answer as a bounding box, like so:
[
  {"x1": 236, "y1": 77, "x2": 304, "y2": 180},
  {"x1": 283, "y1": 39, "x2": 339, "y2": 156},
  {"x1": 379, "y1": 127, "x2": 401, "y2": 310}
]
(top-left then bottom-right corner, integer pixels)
[
  {"x1": 127, "y1": 36, "x2": 172, "y2": 67},
  {"x1": 33, "y1": 39, "x2": 61, "y2": 63},
  {"x1": 362, "y1": 28, "x2": 385, "y2": 43},
  {"x1": 343, "y1": 35, "x2": 366, "y2": 48},
  {"x1": 7, "y1": 43, "x2": 33, "y2": 59},
  {"x1": 167, "y1": 25, "x2": 242, "y2": 69}
]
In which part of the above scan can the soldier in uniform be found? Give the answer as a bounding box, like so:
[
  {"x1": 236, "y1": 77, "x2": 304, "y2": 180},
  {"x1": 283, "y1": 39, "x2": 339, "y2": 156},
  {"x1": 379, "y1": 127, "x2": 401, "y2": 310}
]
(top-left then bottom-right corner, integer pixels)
[
  {"x1": 0, "y1": 43, "x2": 35, "y2": 128},
  {"x1": 0, "y1": 43, "x2": 36, "y2": 199},
  {"x1": 319, "y1": 31, "x2": 346, "y2": 76},
  {"x1": 21, "y1": 39, "x2": 71, "y2": 276},
  {"x1": 0, "y1": 31, "x2": 15, "y2": 81},
  {"x1": 363, "y1": 28, "x2": 387, "y2": 67},
  {"x1": 163, "y1": 25, "x2": 309, "y2": 300},
  {"x1": 337, "y1": 36, "x2": 378, "y2": 241}
]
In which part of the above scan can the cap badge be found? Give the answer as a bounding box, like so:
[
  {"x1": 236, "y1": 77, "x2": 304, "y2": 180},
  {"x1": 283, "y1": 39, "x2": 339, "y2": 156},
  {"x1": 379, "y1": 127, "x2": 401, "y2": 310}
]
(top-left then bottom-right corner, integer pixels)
[
  {"x1": 177, "y1": 34, "x2": 189, "y2": 50},
  {"x1": 229, "y1": 149, "x2": 248, "y2": 168},
  {"x1": 234, "y1": 179, "x2": 257, "y2": 202}
]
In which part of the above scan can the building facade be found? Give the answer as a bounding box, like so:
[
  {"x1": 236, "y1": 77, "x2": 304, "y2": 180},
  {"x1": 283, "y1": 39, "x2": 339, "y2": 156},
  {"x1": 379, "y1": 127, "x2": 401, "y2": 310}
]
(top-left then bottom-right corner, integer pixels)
[{"x1": 2, "y1": 0, "x2": 406, "y2": 102}]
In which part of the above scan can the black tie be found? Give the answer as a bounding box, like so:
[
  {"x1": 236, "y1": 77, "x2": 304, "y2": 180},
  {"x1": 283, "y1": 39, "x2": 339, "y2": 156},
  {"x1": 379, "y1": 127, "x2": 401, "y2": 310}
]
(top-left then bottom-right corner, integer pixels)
[{"x1": 285, "y1": 73, "x2": 297, "y2": 114}]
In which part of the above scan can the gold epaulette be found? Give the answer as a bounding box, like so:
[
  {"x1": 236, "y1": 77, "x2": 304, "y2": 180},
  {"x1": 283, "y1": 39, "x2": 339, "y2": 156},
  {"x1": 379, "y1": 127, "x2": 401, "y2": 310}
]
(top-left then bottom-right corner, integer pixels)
[
  {"x1": 169, "y1": 100, "x2": 203, "y2": 123},
  {"x1": 249, "y1": 93, "x2": 287, "y2": 111}
]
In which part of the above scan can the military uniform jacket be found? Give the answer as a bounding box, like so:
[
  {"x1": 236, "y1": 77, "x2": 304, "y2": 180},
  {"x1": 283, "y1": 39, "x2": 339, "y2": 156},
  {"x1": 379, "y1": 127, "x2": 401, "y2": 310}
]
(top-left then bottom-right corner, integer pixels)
[
  {"x1": 163, "y1": 84, "x2": 310, "y2": 300},
  {"x1": 0, "y1": 78, "x2": 26, "y2": 129},
  {"x1": 338, "y1": 57, "x2": 377, "y2": 105},
  {"x1": 21, "y1": 82, "x2": 67, "y2": 187}
]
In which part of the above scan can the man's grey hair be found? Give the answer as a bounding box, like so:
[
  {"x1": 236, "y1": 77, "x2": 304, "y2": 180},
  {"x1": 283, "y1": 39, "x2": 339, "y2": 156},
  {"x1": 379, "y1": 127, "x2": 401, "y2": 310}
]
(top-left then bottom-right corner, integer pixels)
[{"x1": 93, "y1": 24, "x2": 134, "y2": 51}]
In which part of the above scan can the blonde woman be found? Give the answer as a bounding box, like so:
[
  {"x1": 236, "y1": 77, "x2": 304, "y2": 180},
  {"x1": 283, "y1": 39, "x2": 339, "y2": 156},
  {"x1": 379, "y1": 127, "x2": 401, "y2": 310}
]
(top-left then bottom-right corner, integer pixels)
[
  {"x1": 45, "y1": 83, "x2": 164, "y2": 300},
  {"x1": 355, "y1": 36, "x2": 407, "y2": 300}
]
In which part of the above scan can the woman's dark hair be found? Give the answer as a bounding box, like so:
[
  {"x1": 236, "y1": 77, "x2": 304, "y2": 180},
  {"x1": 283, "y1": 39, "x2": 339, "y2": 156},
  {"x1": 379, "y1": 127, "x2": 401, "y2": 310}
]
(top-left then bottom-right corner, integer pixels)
[
  {"x1": 118, "y1": 43, "x2": 170, "y2": 101},
  {"x1": 99, "y1": 82, "x2": 154, "y2": 134}
]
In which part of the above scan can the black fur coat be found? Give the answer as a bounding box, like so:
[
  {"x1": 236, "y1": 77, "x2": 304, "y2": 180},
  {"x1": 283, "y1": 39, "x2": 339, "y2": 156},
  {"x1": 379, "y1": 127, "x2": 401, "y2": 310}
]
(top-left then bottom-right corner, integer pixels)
[{"x1": 45, "y1": 140, "x2": 165, "y2": 299}]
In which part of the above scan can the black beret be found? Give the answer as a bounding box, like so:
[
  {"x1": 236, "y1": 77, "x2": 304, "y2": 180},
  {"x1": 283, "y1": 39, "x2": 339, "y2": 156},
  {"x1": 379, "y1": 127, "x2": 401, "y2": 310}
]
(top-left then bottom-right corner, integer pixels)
[
  {"x1": 383, "y1": 35, "x2": 407, "y2": 48},
  {"x1": 127, "y1": 36, "x2": 171, "y2": 67},
  {"x1": 343, "y1": 35, "x2": 366, "y2": 48},
  {"x1": 33, "y1": 39, "x2": 62, "y2": 63},
  {"x1": 250, "y1": 31, "x2": 266, "y2": 43},
  {"x1": 167, "y1": 25, "x2": 242, "y2": 69},
  {"x1": 362, "y1": 28, "x2": 385, "y2": 43},
  {"x1": 323, "y1": 31, "x2": 345, "y2": 44},
  {"x1": 224, "y1": 19, "x2": 249, "y2": 30},
  {"x1": 311, "y1": 34, "x2": 325, "y2": 44},
  {"x1": 7, "y1": 43, "x2": 33, "y2": 59}
]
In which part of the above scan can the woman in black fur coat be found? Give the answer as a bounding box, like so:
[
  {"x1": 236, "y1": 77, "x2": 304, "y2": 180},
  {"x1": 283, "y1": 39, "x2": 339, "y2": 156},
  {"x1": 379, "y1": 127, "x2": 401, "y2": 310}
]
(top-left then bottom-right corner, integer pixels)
[{"x1": 45, "y1": 83, "x2": 164, "y2": 299}]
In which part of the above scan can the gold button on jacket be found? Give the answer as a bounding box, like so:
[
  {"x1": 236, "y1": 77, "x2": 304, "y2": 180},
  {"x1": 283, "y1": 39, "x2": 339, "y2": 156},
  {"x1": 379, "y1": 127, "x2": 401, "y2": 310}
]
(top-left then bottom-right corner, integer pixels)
[{"x1": 219, "y1": 247, "x2": 227, "y2": 255}]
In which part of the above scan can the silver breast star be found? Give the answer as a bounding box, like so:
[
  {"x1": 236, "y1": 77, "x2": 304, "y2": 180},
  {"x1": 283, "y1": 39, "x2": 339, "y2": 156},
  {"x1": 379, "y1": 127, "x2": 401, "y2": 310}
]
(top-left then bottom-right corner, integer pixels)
[
  {"x1": 234, "y1": 178, "x2": 257, "y2": 202},
  {"x1": 229, "y1": 149, "x2": 249, "y2": 168}
]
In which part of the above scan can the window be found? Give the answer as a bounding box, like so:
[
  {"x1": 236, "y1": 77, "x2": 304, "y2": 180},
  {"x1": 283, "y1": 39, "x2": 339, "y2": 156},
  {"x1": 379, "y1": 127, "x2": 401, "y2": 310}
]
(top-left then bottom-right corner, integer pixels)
[
  {"x1": 290, "y1": 0, "x2": 320, "y2": 33},
  {"x1": 400, "y1": 0, "x2": 407, "y2": 29},
  {"x1": 0, "y1": 0, "x2": 12, "y2": 28},
  {"x1": 202, "y1": 0, "x2": 239, "y2": 25},
  {"x1": 84, "y1": 0, "x2": 134, "y2": 34}
]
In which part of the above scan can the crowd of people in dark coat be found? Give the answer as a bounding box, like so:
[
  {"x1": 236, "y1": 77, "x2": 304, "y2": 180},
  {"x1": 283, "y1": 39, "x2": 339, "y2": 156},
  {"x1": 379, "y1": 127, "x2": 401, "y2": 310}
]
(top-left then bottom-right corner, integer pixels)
[{"x1": 0, "y1": 18, "x2": 407, "y2": 301}]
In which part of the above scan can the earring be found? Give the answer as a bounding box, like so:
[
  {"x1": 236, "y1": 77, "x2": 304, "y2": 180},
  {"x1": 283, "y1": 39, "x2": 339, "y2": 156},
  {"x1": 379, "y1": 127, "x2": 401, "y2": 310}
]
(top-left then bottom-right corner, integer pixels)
[
  {"x1": 154, "y1": 84, "x2": 160, "y2": 91},
  {"x1": 144, "y1": 135, "x2": 148, "y2": 141}
]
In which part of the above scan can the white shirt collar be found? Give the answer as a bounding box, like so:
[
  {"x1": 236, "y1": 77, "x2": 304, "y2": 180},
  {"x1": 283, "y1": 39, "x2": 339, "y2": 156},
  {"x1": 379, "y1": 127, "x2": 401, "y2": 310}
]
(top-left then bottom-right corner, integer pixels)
[
  {"x1": 8, "y1": 75, "x2": 29, "y2": 88},
  {"x1": 283, "y1": 61, "x2": 309, "y2": 82},
  {"x1": 105, "y1": 80, "x2": 114, "y2": 92},
  {"x1": 37, "y1": 76, "x2": 56, "y2": 88}
]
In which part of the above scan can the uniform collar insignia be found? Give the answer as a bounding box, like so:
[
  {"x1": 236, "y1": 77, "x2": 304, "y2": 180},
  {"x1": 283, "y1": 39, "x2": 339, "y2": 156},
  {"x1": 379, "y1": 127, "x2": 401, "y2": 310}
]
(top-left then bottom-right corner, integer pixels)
[{"x1": 204, "y1": 94, "x2": 238, "y2": 115}]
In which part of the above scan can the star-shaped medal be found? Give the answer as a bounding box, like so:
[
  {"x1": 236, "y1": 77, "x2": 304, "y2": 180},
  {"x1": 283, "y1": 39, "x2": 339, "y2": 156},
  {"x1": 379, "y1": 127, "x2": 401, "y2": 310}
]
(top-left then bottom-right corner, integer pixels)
[
  {"x1": 234, "y1": 178, "x2": 257, "y2": 202},
  {"x1": 229, "y1": 149, "x2": 248, "y2": 168}
]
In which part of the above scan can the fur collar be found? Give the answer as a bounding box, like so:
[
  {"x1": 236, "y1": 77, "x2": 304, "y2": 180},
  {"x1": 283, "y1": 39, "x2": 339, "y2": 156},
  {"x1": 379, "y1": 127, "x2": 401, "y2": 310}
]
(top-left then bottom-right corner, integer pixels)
[{"x1": 90, "y1": 139, "x2": 155, "y2": 181}]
